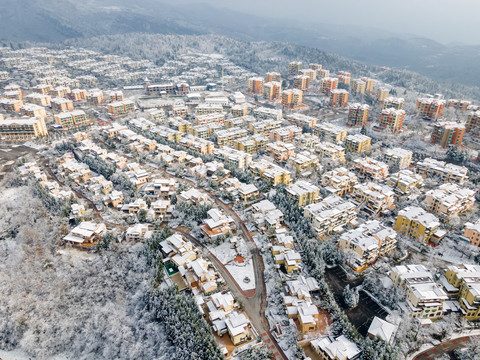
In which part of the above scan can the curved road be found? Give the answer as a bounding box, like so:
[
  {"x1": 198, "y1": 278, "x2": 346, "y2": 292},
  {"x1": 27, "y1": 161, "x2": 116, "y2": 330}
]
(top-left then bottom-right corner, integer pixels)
[{"x1": 412, "y1": 334, "x2": 480, "y2": 360}]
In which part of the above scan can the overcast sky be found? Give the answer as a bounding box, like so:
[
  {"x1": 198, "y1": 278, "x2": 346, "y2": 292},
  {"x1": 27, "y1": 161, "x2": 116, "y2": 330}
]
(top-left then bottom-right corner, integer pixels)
[{"x1": 169, "y1": 0, "x2": 479, "y2": 45}]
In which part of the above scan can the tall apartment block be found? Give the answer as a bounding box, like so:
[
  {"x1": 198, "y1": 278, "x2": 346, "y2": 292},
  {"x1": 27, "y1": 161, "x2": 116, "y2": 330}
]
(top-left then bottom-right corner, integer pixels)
[
  {"x1": 329, "y1": 89, "x2": 349, "y2": 108},
  {"x1": 266, "y1": 72, "x2": 281, "y2": 82},
  {"x1": 289, "y1": 61, "x2": 303, "y2": 74},
  {"x1": 466, "y1": 111, "x2": 480, "y2": 135},
  {"x1": 248, "y1": 77, "x2": 264, "y2": 95},
  {"x1": 383, "y1": 96, "x2": 404, "y2": 110},
  {"x1": 337, "y1": 71, "x2": 351, "y2": 85},
  {"x1": 416, "y1": 98, "x2": 446, "y2": 121},
  {"x1": 263, "y1": 81, "x2": 282, "y2": 101},
  {"x1": 377, "y1": 88, "x2": 390, "y2": 102},
  {"x1": 347, "y1": 103, "x2": 369, "y2": 127},
  {"x1": 360, "y1": 77, "x2": 375, "y2": 93},
  {"x1": 377, "y1": 108, "x2": 405, "y2": 133},
  {"x1": 282, "y1": 89, "x2": 304, "y2": 110},
  {"x1": 351, "y1": 79, "x2": 366, "y2": 95},
  {"x1": 321, "y1": 77, "x2": 338, "y2": 95},
  {"x1": 294, "y1": 75, "x2": 309, "y2": 90},
  {"x1": 431, "y1": 122, "x2": 465, "y2": 147}
]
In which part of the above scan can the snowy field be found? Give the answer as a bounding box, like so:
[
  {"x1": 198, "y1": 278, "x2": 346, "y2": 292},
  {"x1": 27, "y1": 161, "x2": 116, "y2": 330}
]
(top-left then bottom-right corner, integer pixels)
[{"x1": 225, "y1": 260, "x2": 256, "y2": 291}]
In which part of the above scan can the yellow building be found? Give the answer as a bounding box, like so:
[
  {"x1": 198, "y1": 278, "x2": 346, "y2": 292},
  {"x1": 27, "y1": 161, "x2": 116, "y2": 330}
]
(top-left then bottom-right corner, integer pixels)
[
  {"x1": 377, "y1": 87, "x2": 390, "y2": 102},
  {"x1": 387, "y1": 170, "x2": 424, "y2": 195},
  {"x1": 394, "y1": 206, "x2": 445, "y2": 244},
  {"x1": 313, "y1": 123, "x2": 347, "y2": 144},
  {"x1": 54, "y1": 110, "x2": 88, "y2": 129},
  {"x1": 351, "y1": 79, "x2": 366, "y2": 95},
  {"x1": 286, "y1": 180, "x2": 320, "y2": 207},
  {"x1": 249, "y1": 159, "x2": 291, "y2": 186},
  {"x1": 0, "y1": 117, "x2": 48, "y2": 141},
  {"x1": 107, "y1": 100, "x2": 135, "y2": 117},
  {"x1": 425, "y1": 183, "x2": 475, "y2": 218},
  {"x1": 345, "y1": 134, "x2": 371, "y2": 153},
  {"x1": 289, "y1": 61, "x2": 302, "y2": 74},
  {"x1": 444, "y1": 265, "x2": 480, "y2": 319}
]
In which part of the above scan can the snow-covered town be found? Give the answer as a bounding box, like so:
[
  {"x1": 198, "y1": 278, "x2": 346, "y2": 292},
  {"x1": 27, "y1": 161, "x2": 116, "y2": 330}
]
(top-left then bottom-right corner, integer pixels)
[{"x1": 2, "y1": 26, "x2": 480, "y2": 360}]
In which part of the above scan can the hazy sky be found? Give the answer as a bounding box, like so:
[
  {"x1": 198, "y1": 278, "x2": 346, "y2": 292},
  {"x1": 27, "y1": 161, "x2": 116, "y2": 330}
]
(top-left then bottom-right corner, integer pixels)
[{"x1": 170, "y1": 0, "x2": 479, "y2": 45}]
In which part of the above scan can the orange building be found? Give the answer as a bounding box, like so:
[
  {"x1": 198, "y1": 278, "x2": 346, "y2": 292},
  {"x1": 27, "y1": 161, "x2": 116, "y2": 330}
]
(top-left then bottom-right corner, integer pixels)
[
  {"x1": 266, "y1": 72, "x2": 281, "y2": 82},
  {"x1": 347, "y1": 103, "x2": 369, "y2": 127},
  {"x1": 264, "y1": 81, "x2": 282, "y2": 101},
  {"x1": 300, "y1": 69, "x2": 317, "y2": 82},
  {"x1": 282, "y1": 89, "x2": 303, "y2": 110},
  {"x1": 416, "y1": 98, "x2": 446, "y2": 120},
  {"x1": 294, "y1": 75, "x2": 309, "y2": 90},
  {"x1": 351, "y1": 79, "x2": 366, "y2": 95},
  {"x1": 329, "y1": 89, "x2": 349, "y2": 108},
  {"x1": 383, "y1": 97, "x2": 404, "y2": 110},
  {"x1": 248, "y1": 77, "x2": 264, "y2": 94},
  {"x1": 321, "y1": 77, "x2": 338, "y2": 95},
  {"x1": 447, "y1": 99, "x2": 471, "y2": 111},
  {"x1": 377, "y1": 108, "x2": 405, "y2": 133},
  {"x1": 431, "y1": 122, "x2": 465, "y2": 147}
]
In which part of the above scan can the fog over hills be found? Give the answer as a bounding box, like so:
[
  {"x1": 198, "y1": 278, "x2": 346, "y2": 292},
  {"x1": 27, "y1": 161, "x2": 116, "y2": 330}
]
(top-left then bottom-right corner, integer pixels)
[{"x1": 1, "y1": 0, "x2": 480, "y2": 89}]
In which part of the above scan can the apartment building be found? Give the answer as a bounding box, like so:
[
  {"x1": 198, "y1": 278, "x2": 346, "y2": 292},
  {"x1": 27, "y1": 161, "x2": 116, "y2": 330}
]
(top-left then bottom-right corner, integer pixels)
[
  {"x1": 463, "y1": 220, "x2": 480, "y2": 247},
  {"x1": 195, "y1": 103, "x2": 224, "y2": 115},
  {"x1": 390, "y1": 264, "x2": 434, "y2": 290},
  {"x1": 290, "y1": 151, "x2": 319, "y2": 174},
  {"x1": 286, "y1": 113, "x2": 317, "y2": 129},
  {"x1": 300, "y1": 68, "x2": 317, "y2": 82},
  {"x1": 394, "y1": 206, "x2": 445, "y2": 244},
  {"x1": 353, "y1": 157, "x2": 389, "y2": 180},
  {"x1": 214, "y1": 146, "x2": 253, "y2": 169},
  {"x1": 347, "y1": 103, "x2": 369, "y2": 127},
  {"x1": 266, "y1": 141, "x2": 296, "y2": 162},
  {"x1": 289, "y1": 61, "x2": 302, "y2": 74},
  {"x1": 309, "y1": 63, "x2": 322, "y2": 74},
  {"x1": 249, "y1": 158, "x2": 292, "y2": 186},
  {"x1": 406, "y1": 282, "x2": 448, "y2": 320},
  {"x1": 234, "y1": 137, "x2": 257, "y2": 154},
  {"x1": 351, "y1": 79, "x2": 366, "y2": 95},
  {"x1": 272, "y1": 246, "x2": 302, "y2": 273},
  {"x1": 387, "y1": 170, "x2": 424, "y2": 195},
  {"x1": 215, "y1": 127, "x2": 248, "y2": 146},
  {"x1": 337, "y1": 71, "x2": 351, "y2": 85},
  {"x1": 313, "y1": 123, "x2": 347, "y2": 143},
  {"x1": 466, "y1": 111, "x2": 480, "y2": 136},
  {"x1": 425, "y1": 183, "x2": 475, "y2": 217},
  {"x1": 282, "y1": 89, "x2": 304, "y2": 109},
  {"x1": 249, "y1": 119, "x2": 282, "y2": 135},
  {"x1": 444, "y1": 265, "x2": 480, "y2": 319},
  {"x1": 304, "y1": 195, "x2": 357, "y2": 236},
  {"x1": 286, "y1": 180, "x2": 320, "y2": 206},
  {"x1": 263, "y1": 81, "x2": 282, "y2": 101},
  {"x1": 293, "y1": 75, "x2": 309, "y2": 90},
  {"x1": 338, "y1": 220, "x2": 397, "y2": 272},
  {"x1": 20, "y1": 104, "x2": 46, "y2": 118},
  {"x1": 377, "y1": 108, "x2": 405, "y2": 133},
  {"x1": 447, "y1": 99, "x2": 472, "y2": 111},
  {"x1": 86, "y1": 89, "x2": 104, "y2": 105},
  {"x1": 321, "y1": 167, "x2": 359, "y2": 196},
  {"x1": 270, "y1": 125, "x2": 302, "y2": 143},
  {"x1": 1, "y1": 98, "x2": 23, "y2": 113},
  {"x1": 360, "y1": 77, "x2": 375, "y2": 93},
  {"x1": 384, "y1": 147, "x2": 412, "y2": 170},
  {"x1": 345, "y1": 134, "x2": 371, "y2": 153},
  {"x1": 329, "y1": 89, "x2": 349, "y2": 108},
  {"x1": 24, "y1": 93, "x2": 51, "y2": 106},
  {"x1": 0, "y1": 117, "x2": 48, "y2": 140},
  {"x1": 70, "y1": 88, "x2": 88, "y2": 102},
  {"x1": 50, "y1": 86, "x2": 70, "y2": 98},
  {"x1": 265, "y1": 72, "x2": 281, "y2": 82},
  {"x1": 316, "y1": 141, "x2": 346, "y2": 164},
  {"x1": 416, "y1": 157, "x2": 468, "y2": 184},
  {"x1": 107, "y1": 100, "x2": 135, "y2": 117},
  {"x1": 231, "y1": 104, "x2": 249, "y2": 117},
  {"x1": 431, "y1": 122, "x2": 465, "y2": 147},
  {"x1": 377, "y1": 88, "x2": 390, "y2": 102},
  {"x1": 253, "y1": 106, "x2": 283, "y2": 120},
  {"x1": 54, "y1": 110, "x2": 88, "y2": 129},
  {"x1": 106, "y1": 90, "x2": 124, "y2": 103},
  {"x1": 383, "y1": 97, "x2": 404, "y2": 110},
  {"x1": 33, "y1": 83, "x2": 52, "y2": 95},
  {"x1": 51, "y1": 97, "x2": 74, "y2": 112},
  {"x1": 321, "y1": 77, "x2": 338, "y2": 95},
  {"x1": 195, "y1": 112, "x2": 225, "y2": 125},
  {"x1": 248, "y1": 77, "x2": 264, "y2": 94},
  {"x1": 351, "y1": 182, "x2": 395, "y2": 216},
  {"x1": 416, "y1": 98, "x2": 446, "y2": 120}
]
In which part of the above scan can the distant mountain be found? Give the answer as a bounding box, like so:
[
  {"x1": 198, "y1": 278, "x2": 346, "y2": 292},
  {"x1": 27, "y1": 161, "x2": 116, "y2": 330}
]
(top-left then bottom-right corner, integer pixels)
[{"x1": 1, "y1": 0, "x2": 479, "y2": 89}]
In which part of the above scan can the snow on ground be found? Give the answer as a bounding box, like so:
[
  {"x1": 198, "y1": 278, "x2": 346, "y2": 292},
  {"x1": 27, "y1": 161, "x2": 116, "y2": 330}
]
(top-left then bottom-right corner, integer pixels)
[
  {"x1": 210, "y1": 241, "x2": 237, "y2": 265},
  {"x1": 225, "y1": 259, "x2": 256, "y2": 291},
  {"x1": 23, "y1": 141, "x2": 46, "y2": 150},
  {"x1": 0, "y1": 349, "x2": 69, "y2": 360}
]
